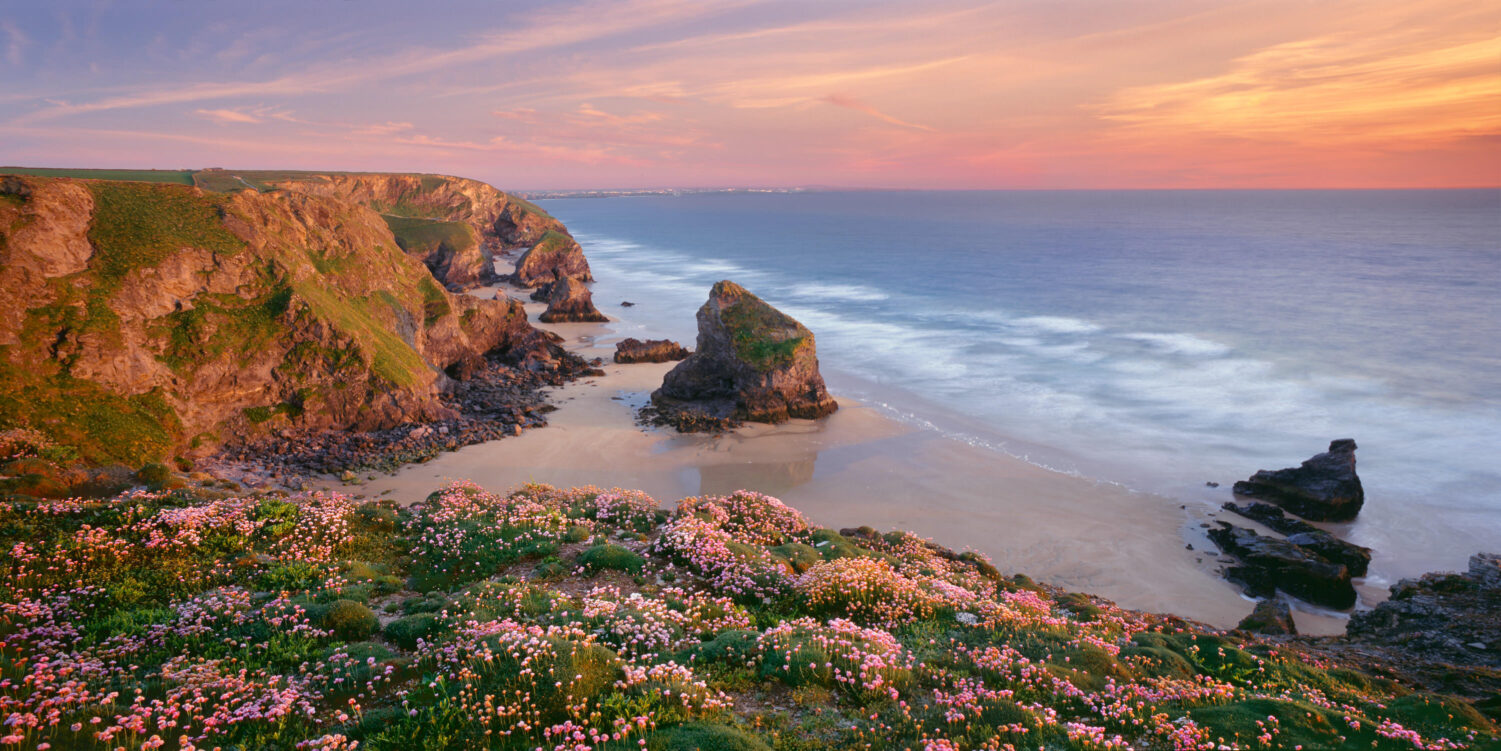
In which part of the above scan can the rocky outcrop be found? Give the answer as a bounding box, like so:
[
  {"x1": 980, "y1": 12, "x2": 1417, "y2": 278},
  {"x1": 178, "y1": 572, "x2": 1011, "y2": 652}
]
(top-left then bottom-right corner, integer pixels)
[
  {"x1": 651, "y1": 281, "x2": 837, "y2": 427},
  {"x1": 1223, "y1": 501, "x2": 1371, "y2": 576},
  {"x1": 1237, "y1": 599, "x2": 1297, "y2": 635},
  {"x1": 262, "y1": 173, "x2": 573, "y2": 290},
  {"x1": 538, "y1": 276, "x2": 608, "y2": 323},
  {"x1": 511, "y1": 230, "x2": 592, "y2": 288},
  {"x1": 1346, "y1": 553, "x2": 1501, "y2": 669},
  {"x1": 1232, "y1": 439, "x2": 1364, "y2": 521},
  {"x1": 0, "y1": 175, "x2": 566, "y2": 465},
  {"x1": 614, "y1": 338, "x2": 690, "y2": 364},
  {"x1": 1208, "y1": 522, "x2": 1356, "y2": 609}
]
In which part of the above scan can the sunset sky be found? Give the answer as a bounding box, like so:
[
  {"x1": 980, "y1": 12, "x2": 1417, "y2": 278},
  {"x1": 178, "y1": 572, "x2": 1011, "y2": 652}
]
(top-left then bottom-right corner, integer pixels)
[{"x1": 1, "y1": 0, "x2": 1497, "y2": 190}]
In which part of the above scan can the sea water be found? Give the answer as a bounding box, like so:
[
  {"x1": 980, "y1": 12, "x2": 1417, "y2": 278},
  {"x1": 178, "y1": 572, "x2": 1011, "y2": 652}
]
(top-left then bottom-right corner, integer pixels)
[{"x1": 537, "y1": 189, "x2": 1501, "y2": 581}]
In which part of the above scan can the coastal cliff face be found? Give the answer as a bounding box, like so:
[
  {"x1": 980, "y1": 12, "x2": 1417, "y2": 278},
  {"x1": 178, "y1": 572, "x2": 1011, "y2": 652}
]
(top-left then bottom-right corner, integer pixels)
[
  {"x1": 652, "y1": 280, "x2": 837, "y2": 425},
  {"x1": 0, "y1": 175, "x2": 554, "y2": 465},
  {"x1": 263, "y1": 173, "x2": 573, "y2": 289}
]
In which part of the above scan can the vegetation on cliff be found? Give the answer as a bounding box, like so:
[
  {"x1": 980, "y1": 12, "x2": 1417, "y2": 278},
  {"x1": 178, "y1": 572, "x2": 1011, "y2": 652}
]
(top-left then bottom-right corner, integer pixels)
[
  {"x1": 0, "y1": 175, "x2": 551, "y2": 468},
  {"x1": 0, "y1": 465, "x2": 1491, "y2": 751}
]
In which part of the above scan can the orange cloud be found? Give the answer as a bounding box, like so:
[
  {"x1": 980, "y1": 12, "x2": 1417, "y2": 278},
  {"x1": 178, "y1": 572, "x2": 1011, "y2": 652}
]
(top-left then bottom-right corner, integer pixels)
[{"x1": 1097, "y1": 27, "x2": 1501, "y2": 148}]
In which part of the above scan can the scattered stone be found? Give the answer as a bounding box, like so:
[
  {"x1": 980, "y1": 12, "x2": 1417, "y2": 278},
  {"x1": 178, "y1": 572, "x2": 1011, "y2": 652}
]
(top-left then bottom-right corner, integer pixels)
[
  {"x1": 1205, "y1": 481, "x2": 1219, "y2": 488},
  {"x1": 620, "y1": 301, "x2": 635, "y2": 307},
  {"x1": 538, "y1": 276, "x2": 608, "y2": 323},
  {"x1": 955, "y1": 612, "x2": 978, "y2": 626},
  {"x1": 1223, "y1": 501, "x2": 1371, "y2": 576},
  {"x1": 215, "y1": 350, "x2": 592, "y2": 481},
  {"x1": 1237, "y1": 599, "x2": 1297, "y2": 635},
  {"x1": 1232, "y1": 439, "x2": 1364, "y2": 521},
  {"x1": 1347, "y1": 552, "x2": 1501, "y2": 671},
  {"x1": 1208, "y1": 522, "x2": 1356, "y2": 609},
  {"x1": 614, "y1": 338, "x2": 690, "y2": 364},
  {"x1": 650, "y1": 280, "x2": 838, "y2": 429}
]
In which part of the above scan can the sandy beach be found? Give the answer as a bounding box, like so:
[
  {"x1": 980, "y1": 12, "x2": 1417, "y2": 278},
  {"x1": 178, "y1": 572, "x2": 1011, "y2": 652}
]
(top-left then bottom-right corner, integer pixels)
[{"x1": 315, "y1": 283, "x2": 1360, "y2": 635}]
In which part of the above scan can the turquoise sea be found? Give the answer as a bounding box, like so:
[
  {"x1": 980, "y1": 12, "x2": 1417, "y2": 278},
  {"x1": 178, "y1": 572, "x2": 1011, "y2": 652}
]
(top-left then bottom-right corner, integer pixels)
[{"x1": 538, "y1": 189, "x2": 1501, "y2": 582}]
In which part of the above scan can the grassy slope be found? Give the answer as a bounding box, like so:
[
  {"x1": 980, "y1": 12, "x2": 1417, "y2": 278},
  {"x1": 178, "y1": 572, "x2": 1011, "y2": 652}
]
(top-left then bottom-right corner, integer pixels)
[
  {"x1": 0, "y1": 167, "x2": 196, "y2": 184},
  {"x1": 0, "y1": 479, "x2": 1491, "y2": 751},
  {"x1": 383, "y1": 215, "x2": 478, "y2": 261}
]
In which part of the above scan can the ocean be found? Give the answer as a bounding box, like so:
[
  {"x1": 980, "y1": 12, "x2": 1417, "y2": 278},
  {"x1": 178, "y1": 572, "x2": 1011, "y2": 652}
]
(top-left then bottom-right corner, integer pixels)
[{"x1": 537, "y1": 189, "x2": 1501, "y2": 582}]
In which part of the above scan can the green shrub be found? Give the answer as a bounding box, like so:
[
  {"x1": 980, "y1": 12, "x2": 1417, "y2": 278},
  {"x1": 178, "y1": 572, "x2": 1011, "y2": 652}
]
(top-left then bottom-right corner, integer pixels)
[
  {"x1": 136, "y1": 461, "x2": 173, "y2": 489},
  {"x1": 578, "y1": 543, "x2": 644, "y2": 574},
  {"x1": 385, "y1": 613, "x2": 443, "y2": 649},
  {"x1": 324, "y1": 599, "x2": 378, "y2": 640}
]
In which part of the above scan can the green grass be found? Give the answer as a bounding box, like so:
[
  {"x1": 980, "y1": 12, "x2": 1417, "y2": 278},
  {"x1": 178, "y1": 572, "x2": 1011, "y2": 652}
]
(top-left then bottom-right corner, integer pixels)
[
  {"x1": 383, "y1": 215, "x2": 476, "y2": 257},
  {"x1": 291, "y1": 282, "x2": 431, "y2": 388},
  {"x1": 0, "y1": 355, "x2": 179, "y2": 465},
  {"x1": 150, "y1": 288, "x2": 293, "y2": 375},
  {"x1": 86, "y1": 181, "x2": 245, "y2": 288},
  {"x1": 0, "y1": 166, "x2": 195, "y2": 184},
  {"x1": 527, "y1": 230, "x2": 575, "y2": 258}
]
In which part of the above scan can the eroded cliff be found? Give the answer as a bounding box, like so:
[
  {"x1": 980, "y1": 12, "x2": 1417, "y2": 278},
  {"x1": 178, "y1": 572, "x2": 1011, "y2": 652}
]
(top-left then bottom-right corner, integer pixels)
[
  {"x1": 0, "y1": 175, "x2": 558, "y2": 465},
  {"x1": 261, "y1": 173, "x2": 577, "y2": 289}
]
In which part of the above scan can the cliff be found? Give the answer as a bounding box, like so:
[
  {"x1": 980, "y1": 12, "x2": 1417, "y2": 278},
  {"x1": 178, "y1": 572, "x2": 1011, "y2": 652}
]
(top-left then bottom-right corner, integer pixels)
[
  {"x1": 255, "y1": 172, "x2": 573, "y2": 289},
  {"x1": 0, "y1": 174, "x2": 558, "y2": 466}
]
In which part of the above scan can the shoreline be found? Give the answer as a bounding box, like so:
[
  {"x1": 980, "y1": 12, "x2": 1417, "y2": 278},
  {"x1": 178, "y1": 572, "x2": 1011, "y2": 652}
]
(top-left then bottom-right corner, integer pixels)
[{"x1": 315, "y1": 282, "x2": 1354, "y2": 635}]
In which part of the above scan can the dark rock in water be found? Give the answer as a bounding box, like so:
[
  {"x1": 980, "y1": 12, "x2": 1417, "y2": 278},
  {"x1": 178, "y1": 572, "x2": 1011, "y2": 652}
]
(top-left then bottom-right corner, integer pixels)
[
  {"x1": 538, "y1": 276, "x2": 608, "y2": 323},
  {"x1": 1347, "y1": 552, "x2": 1501, "y2": 670},
  {"x1": 1223, "y1": 501, "x2": 1371, "y2": 576},
  {"x1": 1205, "y1": 481, "x2": 1219, "y2": 488},
  {"x1": 512, "y1": 230, "x2": 592, "y2": 287},
  {"x1": 1208, "y1": 522, "x2": 1356, "y2": 609},
  {"x1": 651, "y1": 281, "x2": 838, "y2": 427},
  {"x1": 614, "y1": 338, "x2": 690, "y2": 364},
  {"x1": 1232, "y1": 439, "x2": 1364, "y2": 521},
  {"x1": 1238, "y1": 599, "x2": 1297, "y2": 635},
  {"x1": 620, "y1": 301, "x2": 635, "y2": 307}
]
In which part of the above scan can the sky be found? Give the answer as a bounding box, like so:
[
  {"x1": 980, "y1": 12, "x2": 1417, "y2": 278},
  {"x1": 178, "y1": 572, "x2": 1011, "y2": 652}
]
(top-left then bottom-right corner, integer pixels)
[{"x1": 0, "y1": 0, "x2": 1497, "y2": 190}]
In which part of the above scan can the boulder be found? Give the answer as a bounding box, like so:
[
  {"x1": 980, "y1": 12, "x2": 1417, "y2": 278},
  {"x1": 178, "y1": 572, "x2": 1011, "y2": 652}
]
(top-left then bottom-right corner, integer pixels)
[
  {"x1": 651, "y1": 281, "x2": 838, "y2": 426},
  {"x1": 1223, "y1": 501, "x2": 1371, "y2": 576},
  {"x1": 1208, "y1": 522, "x2": 1356, "y2": 609},
  {"x1": 538, "y1": 276, "x2": 608, "y2": 323},
  {"x1": 512, "y1": 230, "x2": 592, "y2": 287},
  {"x1": 1232, "y1": 439, "x2": 1364, "y2": 521},
  {"x1": 1238, "y1": 599, "x2": 1297, "y2": 635},
  {"x1": 614, "y1": 338, "x2": 690, "y2": 364}
]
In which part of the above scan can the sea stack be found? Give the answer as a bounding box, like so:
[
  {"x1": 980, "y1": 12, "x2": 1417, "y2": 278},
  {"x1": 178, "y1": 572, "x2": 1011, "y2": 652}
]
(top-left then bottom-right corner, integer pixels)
[
  {"x1": 652, "y1": 280, "x2": 838, "y2": 425},
  {"x1": 538, "y1": 275, "x2": 608, "y2": 323},
  {"x1": 1232, "y1": 439, "x2": 1364, "y2": 521},
  {"x1": 512, "y1": 230, "x2": 592, "y2": 287}
]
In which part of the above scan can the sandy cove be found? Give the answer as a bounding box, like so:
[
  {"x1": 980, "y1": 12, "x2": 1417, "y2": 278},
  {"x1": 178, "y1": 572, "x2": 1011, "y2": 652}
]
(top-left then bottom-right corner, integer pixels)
[{"x1": 323, "y1": 285, "x2": 1352, "y2": 635}]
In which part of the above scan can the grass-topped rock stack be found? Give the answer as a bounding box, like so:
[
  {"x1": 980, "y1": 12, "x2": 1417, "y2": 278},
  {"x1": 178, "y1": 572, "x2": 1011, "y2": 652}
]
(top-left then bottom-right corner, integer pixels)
[
  {"x1": 0, "y1": 475, "x2": 1493, "y2": 750},
  {"x1": 512, "y1": 229, "x2": 594, "y2": 288},
  {"x1": 0, "y1": 174, "x2": 567, "y2": 468},
  {"x1": 651, "y1": 280, "x2": 838, "y2": 429}
]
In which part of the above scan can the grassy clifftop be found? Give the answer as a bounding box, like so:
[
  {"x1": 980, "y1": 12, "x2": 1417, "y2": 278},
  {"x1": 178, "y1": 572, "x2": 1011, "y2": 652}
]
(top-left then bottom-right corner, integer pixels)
[{"x1": 0, "y1": 478, "x2": 1491, "y2": 750}]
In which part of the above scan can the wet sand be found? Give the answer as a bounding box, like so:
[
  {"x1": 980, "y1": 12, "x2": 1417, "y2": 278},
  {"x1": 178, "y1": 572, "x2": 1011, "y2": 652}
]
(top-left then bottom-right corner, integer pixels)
[{"x1": 325, "y1": 287, "x2": 1349, "y2": 634}]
